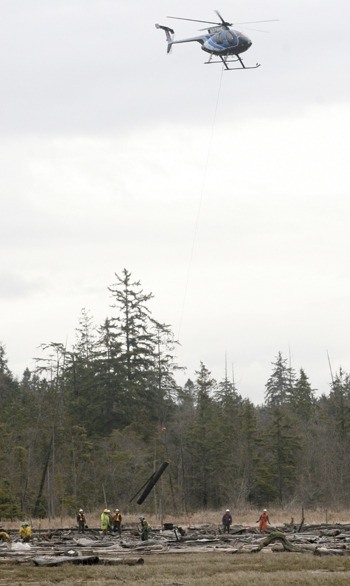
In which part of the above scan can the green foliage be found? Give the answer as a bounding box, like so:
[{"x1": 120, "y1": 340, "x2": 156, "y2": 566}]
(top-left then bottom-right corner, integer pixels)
[
  {"x1": 1, "y1": 285, "x2": 350, "y2": 515},
  {"x1": 289, "y1": 368, "x2": 316, "y2": 420},
  {"x1": 264, "y1": 352, "x2": 296, "y2": 407},
  {"x1": 0, "y1": 343, "x2": 19, "y2": 409},
  {"x1": 0, "y1": 479, "x2": 21, "y2": 519},
  {"x1": 327, "y1": 368, "x2": 350, "y2": 437},
  {"x1": 250, "y1": 407, "x2": 301, "y2": 506}
]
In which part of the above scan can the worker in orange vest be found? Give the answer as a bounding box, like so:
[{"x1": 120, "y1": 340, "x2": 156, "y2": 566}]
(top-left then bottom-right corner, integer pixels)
[
  {"x1": 257, "y1": 509, "x2": 270, "y2": 533},
  {"x1": 76, "y1": 509, "x2": 86, "y2": 534},
  {"x1": 113, "y1": 509, "x2": 122, "y2": 536}
]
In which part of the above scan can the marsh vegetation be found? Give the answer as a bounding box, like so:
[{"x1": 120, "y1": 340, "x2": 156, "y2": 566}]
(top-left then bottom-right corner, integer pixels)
[{"x1": 2, "y1": 552, "x2": 350, "y2": 585}]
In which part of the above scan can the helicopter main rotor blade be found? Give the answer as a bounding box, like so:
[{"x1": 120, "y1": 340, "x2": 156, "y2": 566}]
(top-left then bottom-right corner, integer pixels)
[
  {"x1": 166, "y1": 13, "x2": 279, "y2": 29},
  {"x1": 233, "y1": 19, "x2": 279, "y2": 24},
  {"x1": 214, "y1": 10, "x2": 232, "y2": 28},
  {"x1": 167, "y1": 16, "x2": 221, "y2": 25},
  {"x1": 242, "y1": 27, "x2": 271, "y2": 33}
]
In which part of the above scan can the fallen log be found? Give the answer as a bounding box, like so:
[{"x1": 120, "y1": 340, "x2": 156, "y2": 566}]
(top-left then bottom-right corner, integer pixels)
[
  {"x1": 100, "y1": 557, "x2": 144, "y2": 565},
  {"x1": 319, "y1": 529, "x2": 341, "y2": 537},
  {"x1": 314, "y1": 547, "x2": 350, "y2": 556},
  {"x1": 32, "y1": 555, "x2": 99, "y2": 567},
  {"x1": 257, "y1": 531, "x2": 314, "y2": 553},
  {"x1": 134, "y1": 542, "x2": 167, "y2": 551},
  {"x1": 0, "y1": 557, "x2": 33, "y2": 565}
]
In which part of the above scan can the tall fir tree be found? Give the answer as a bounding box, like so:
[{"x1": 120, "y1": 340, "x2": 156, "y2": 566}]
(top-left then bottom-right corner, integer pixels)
[
  {"x1": 183, "y1": 363, "x2": 223, "y2": 508},
  {"x1": 264, "y1": 352, "x2": 296, "y2": 407},
  {"x1": 289, "y1": 368, "x2": 316, "y2": 420},
  {"x1": 252, "y1": 407, "x2": 301, "y2": 506},
  {"x1": 107, "y1": 269, "x2": 178, "y2": 433}
]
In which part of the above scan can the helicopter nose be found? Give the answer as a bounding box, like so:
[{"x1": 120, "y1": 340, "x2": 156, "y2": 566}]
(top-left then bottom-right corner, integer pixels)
[
  {"x1": 244, "y1": 36, "x2": 252, "y2": 48},
  {"x1": 239, "y1": 35, "x2": 252, "y2": 52}
]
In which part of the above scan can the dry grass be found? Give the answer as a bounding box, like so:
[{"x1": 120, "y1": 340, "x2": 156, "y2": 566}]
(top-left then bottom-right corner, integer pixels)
[
  {"x1": 159, "y1": 506, "x2": 350, "y2": 528},
  {"x1": 2, "y1": 507, "x2": 350, "y2": 584},
  {"x1": 2, "y1": 553, "x2": 350, "y2": 585},
  {"x1": 2, "y1": 506, "x2": 349, "y2": 532}
]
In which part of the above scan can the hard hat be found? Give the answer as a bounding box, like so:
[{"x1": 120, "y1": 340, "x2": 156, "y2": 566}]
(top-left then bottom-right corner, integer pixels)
[
  {"x1": 263, "y1": 509, "x2": 267, "y2": 512},
  {"x1": 107, "y1": 509, "x2": 110, "y2": 513},
  {"x1": 103, "y1": 508, "x2": 108, "y2": 513},
  {"x1": 115, "y1": 509, "x2": 119, "y2": 512},
  {"x1": 226, "y1": 509, "x2": 230, "y2": 512},
  {"x1": 139, "y1": 516, "x2": 144, "y2": 520},
  {"x1": 79, "y1": 509, "x2": 83, "y2": 512}
]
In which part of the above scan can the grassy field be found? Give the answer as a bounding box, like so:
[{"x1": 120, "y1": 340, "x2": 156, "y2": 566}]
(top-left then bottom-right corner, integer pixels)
[
  {"x1": 2, "y1": 508, "x2": 350, "y2": 584},
  {"x1": 2, "y1": 552, "x2": 350, "y2": 585}
]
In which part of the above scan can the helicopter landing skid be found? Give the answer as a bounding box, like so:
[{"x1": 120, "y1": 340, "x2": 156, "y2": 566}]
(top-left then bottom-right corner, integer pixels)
[{"x1": 205, "y1": 54, "x2": 260, "y2": 70}]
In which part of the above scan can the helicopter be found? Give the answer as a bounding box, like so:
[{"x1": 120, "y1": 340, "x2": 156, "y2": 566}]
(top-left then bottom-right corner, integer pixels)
[{"x1": 156, "y1": 10, "x2": 277, "y2": 70}]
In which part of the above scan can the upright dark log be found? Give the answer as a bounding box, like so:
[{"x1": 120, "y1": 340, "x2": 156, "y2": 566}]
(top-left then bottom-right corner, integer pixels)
[
  {"x1": 33, "y1": 434, "x2": 54, "y2": 518},
  {"x1": 136, "y1": 462, "x2": 169, "y2": 505},
  {"x1": 297, "y1": 506, "x2": 305, "y2": 533}
]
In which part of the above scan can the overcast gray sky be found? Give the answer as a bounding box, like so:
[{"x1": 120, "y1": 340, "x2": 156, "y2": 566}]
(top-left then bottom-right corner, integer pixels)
[{"x1": 1, "y1": 0, "x2": 350, "y2": 403}]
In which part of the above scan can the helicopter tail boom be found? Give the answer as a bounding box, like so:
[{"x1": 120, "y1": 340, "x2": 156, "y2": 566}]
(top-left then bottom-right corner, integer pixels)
[{"x1": 155, "y1": 24, "x2": 175, "y2": 53}]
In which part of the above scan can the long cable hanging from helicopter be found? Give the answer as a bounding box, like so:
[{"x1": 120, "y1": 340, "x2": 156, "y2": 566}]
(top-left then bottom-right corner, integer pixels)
[
  {"x1": 176, "y1": 63, "x2": 224, "y2": 339},
  {"x1": 155, "y1": 10, "x2": 278, "y2": 338}
]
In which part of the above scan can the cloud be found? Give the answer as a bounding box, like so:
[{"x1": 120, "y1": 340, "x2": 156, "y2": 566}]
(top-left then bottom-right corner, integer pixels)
[
  {"x1": 1, "y1": 0, "x2": 349, "y2": 137},
  {"x1": 1, "y1": 0, "x2": 350, "y2": 403},
  {"x1": 0, "y1": 270, "x2": 43, "y2": 299}
]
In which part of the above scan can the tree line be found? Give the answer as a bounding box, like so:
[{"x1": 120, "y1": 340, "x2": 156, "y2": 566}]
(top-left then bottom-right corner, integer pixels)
[{"x1": 0, "y1": 268, "x2": 349, "y2": 519}]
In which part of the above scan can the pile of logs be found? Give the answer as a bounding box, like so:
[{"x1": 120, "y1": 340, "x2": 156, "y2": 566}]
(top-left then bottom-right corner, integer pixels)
[{"x1": 2, "y1": 522, "x2": 350, "y2": 566}]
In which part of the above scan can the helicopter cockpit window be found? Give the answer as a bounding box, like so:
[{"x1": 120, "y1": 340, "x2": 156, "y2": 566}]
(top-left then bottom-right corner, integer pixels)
[
  {"x1": 226, "y1": 31, "x2": 238, "y2": 45},
  {"x1": 215, "y1": 32, "x2": 224, "y2": 44}
]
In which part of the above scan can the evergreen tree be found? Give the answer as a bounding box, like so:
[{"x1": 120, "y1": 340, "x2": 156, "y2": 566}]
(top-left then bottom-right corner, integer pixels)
[
  {"x1": 107, "y1": 269, "x2": 178, "y2": 430},
  {"x1": 8, "y1": 270, "x2": 350, "y2": 515},
  {"x1": 184, "y1": 363, "x2": 223, "y2": 508},
  {"x1": 0, "y1": 347, "x2": 21, "y2": 517},
  {"x1": 214, "y1": 371, "x2": 246, "y2": 502},
  {"x1": 327, "y1": 368, "x2": 350, "y2": 437},
  {"x1": 215, "y1": 364, "x2": 241, "y2": 408},
  {"x1": 0, "y1": 343, "x2": 19, "y2": 404},
  {"x1": 240, "y1": 399, "x2": 259, "y2": 502},
  {"x1": 151, "y1": 321, "x2": 180, "y2": 425},
  {"x1": 108, "y1": 269, "x2": 156, "y2": 383},
  {"x1": 66, "y1": 312, "x2": 124, "y2": 434},
  {"x1": 252, "y1": 407, "x2": 300, "y2": 506},
  {"x1": 177, "y1": 378, "x2": 196, "y2": 406},
  {"x1": 264, "y1": 352, "x2": 296, "y2": 407},
  {"x1": 289, "y1": 368, "x2": 316, "y2": 420},
  {"x1": 172, "y1": 379, "x2": 196, "y2": 513}
]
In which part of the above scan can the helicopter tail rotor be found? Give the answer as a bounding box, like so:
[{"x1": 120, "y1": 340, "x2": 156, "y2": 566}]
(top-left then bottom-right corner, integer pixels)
[{"x1": 155, "y1": 23, "x2": 175, "y2": 53}]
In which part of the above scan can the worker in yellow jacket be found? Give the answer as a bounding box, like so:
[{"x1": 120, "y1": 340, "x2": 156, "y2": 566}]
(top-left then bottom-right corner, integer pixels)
[
  {"x1": 0, "y1": 530, "x2": 11, "y2": 542},
  {"x1": 19, "y1": 522, "x2": 32, "y2": 542},
  {"x1": 101, "y1": 508, "x2": 111, "y2": 535}
]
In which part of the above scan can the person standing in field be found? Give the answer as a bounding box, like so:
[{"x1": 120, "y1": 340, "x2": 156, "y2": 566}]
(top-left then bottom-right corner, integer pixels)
[
  {"x1": 139, "y1": 516, "x2": 150, "y2": 541},
  {"x1": 113, "y1": 509, "x2": 122, "y2": 536},
  {"x1": 101, "y1": 508, "x2": 111, "y2": 535},
  {"x1": 257, "y1": 509, "x2": 270, "y2": 533},
  {"x1": 222, "y1": 509, "x2": 232, "y2": 533},
  {"x1": 77, "y1": 509, "x2": 86, "y2": 533}
]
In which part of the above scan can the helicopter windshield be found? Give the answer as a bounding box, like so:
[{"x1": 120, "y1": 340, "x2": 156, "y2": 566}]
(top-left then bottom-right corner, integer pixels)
[
  {"x1": 213, "y1": 30, "x2": 238, "y2": 46},
  {"x1": 226, "y1": 31, "x2": 238, "y2": 43}
]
